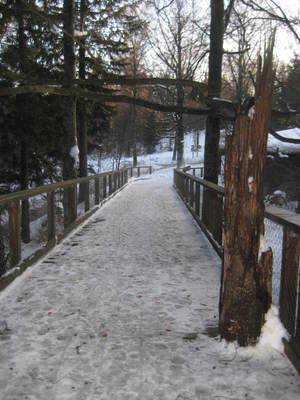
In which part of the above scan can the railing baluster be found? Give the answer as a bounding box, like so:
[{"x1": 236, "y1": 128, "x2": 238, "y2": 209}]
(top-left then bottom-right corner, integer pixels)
[
  {"x1": 95, "y1": 177, "x2": 100, "y2": 205},
  {"x1": 102, "y1": 175, "x2": 107, "y2": 198},
  {"x1": 47, "y1": 191, "x2": 56, "y2": 242},
  {"x1": 108, "y1": 174, "x2": 113, "y2": 195},
  {"x1": 63, "y1": 184, "x2": 77, "y2": 228},
  {"x1": 195, "y1": 182, "x2": 200, "y2": 216},
  {"x1": 279, "y1": 227, "x2": 300, "y2": 337},
  {"x1": 137, "y1": 167, "x2": 140, "y2": 177},
  {"x1": 8, "y1": 200, "x2": 21, "y2": 267},
  {"x1": 84, "y1": 180, "x2": 90, "y2": 212},
  {"x1": 190, "y1": 179, "x2": 194, "y2": 208}
]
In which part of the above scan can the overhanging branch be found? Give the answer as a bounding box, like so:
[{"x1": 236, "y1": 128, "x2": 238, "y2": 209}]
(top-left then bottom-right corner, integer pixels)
[{"x1": 0, "y1": 84, "x2": 210, "y2": 115}]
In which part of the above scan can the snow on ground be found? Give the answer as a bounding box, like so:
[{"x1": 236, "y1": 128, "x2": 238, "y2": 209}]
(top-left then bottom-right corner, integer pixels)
[
  {"x1": 0, "y1": 168, "x2": 299, "y2": 400},
  {"x1": 219, "y1": 127, "x2": 300, "y2": 155},
  {"x1": 90, "y1": 127, "x2": 300, "y2": 175},
  {"x1": 268, "y1": 128, "x2": 300, "y2": 155},
  {"x1": 88, "y1": 131, "x2": 205, "y2": 173}
]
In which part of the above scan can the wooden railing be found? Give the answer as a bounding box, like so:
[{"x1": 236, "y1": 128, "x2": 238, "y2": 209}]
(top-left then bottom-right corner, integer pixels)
[
  {"x1": 174, "y1": 168, "x2": 224, "y2": 257},
  {"x1": 174, "y1": 167, "x2": 300, "y2": 360},
  {"x1": 0, "y1": 165, "x2": 152, "y2": 288}
]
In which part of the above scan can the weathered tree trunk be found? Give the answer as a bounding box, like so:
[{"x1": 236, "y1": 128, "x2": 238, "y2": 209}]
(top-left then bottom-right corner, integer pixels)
[
  {"x1": 131, "y1": 83, "x2": 138, "y2": 167},
  {"x1": 202, "y1": 0, "x2": 224, "y2": 236},
  {"x1": 16, "y1": 0, "x2": 30, "y2": 243},
  {"x1": 77, "y1": 0, "x2": 88, "y2": 202},
  {"x1": 219, "y1": 47, "x2": 275, "y2": 346},
  {"x1": 62, "y1": 0, "x2": 77, "y2": 226},
  {"x1": 175, "y1": 84, "x2": 184, "y2": 167},
  {"x1": 175, "y1": 9, "x2": 184, "y2": 168},
  {"x1": 203, "y1": 0, "x2": 224, "y2": 183}
]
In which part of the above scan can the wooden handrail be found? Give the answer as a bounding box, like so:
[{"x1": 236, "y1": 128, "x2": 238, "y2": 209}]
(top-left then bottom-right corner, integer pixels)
[
  {"x1": 0, "y1": 165, "x2": 152, "y2": 206},
  {"x1": 175, "y1": 168, "x2": 225, "y2": 194},
  {"x1": 176, "y1": 168, "x2": 300, "y2": 230},
  {"x1": 0, "y1": 165, "x2": 152, "y2": 289}
]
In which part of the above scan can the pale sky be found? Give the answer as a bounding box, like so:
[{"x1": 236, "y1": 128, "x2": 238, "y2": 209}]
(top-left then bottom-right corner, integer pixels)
[{"x1": 273, "y1": 0, "x2": 300, "y2": 62}]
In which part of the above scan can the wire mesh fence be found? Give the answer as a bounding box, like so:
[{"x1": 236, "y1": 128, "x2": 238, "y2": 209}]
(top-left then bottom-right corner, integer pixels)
[
  {"x1": 264, "y1": 218, "x2": 284, "y2": 305},
  {"x1": 174, "y1": 168, "x2": 300, "y2": 355}
]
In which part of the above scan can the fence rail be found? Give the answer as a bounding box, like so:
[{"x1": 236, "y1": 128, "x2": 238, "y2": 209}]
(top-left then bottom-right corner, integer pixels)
[
  {"x1": 174, "y1": 167, "x2": 300, "y2": 359},
  {"x1": 0, "y1": 165, "x2": 152, "y2": 289}
]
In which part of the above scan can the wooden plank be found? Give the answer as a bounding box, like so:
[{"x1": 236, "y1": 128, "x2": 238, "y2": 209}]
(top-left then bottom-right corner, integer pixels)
[
  {"x1": 8, "y1": 200, "x2": 21, "y2": 267},
  {"x1": 113, "y1": 173, "x2": 117, "y2": 192},
  {"x1": 108, "y1": 175, "x2": 113, "y2": 195},
  {"x1": 63, "y1": 184, "x2": 77, "y2": 228},
  {"x1": 0, "y1": 166, "x2": 132, "y2": 206},
  {"x1": 94, "y1": 177, "x2": 100, "y2": 205},
  {"x1": 103, "y1": 176, "x2": 107, "y2": 198},
  {"x1": 175, "y1": 168, "x2": 225, "y2": 194},
  {"x1": 174, "y1": 185, "x2": 223, "y2": 258},
  {"x1": 47, "y1": 191, "x2": 56, "y2": 242},
  {"x1": 265, "y1": 205, "x2": 300, "y2": 233},
  {"x1": 195, "y1": 182, "x2": 200, "y2": 216},
  {"x1": 84, "y1": 180, "x2": 90, "y2": 212},
  {"x1": 21, "y1": 199, "x2": 30, "y2": 243},
  {"x1": 280, "y1": 227, "x2": 300, "y2": 337}
]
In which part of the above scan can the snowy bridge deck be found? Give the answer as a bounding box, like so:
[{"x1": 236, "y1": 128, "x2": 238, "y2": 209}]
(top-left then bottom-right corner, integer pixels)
[{"x1": 0, "y1": 169, "x2": 299, "y2": 400}]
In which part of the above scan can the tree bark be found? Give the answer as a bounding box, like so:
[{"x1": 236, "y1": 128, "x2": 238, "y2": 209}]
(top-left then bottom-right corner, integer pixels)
[
  {"x1": 175, "y1": 7, "x2": 184, "y2": 168},
  {"x1": 16, "y1": 0, "x2": 30, "y2": 243},
  {"x1": 62, "y1": 0, "x2": 77, "y2": 227},
  {"x1": 203, "y1": 0, "x2": 224, "y2": 183},
  {"x1": 202, "y1": 0, "x2": 224, "y2": 236},
  {"x1": 77, "y1": 0, "x2": 88, "y2": 202},
  {"x1": 219, "y1": 47, "x2": 275, "y2": 346}
]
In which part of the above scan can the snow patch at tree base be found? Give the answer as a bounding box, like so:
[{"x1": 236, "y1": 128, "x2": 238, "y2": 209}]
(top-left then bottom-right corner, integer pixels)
[{"x1": 217, "y1": 305, "x2": 289, "y2": 360}]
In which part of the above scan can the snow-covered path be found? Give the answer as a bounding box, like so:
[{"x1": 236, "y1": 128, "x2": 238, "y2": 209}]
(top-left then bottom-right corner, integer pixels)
[{"x1": 0, "y1": 169, "x2": 299, "y2": 400}]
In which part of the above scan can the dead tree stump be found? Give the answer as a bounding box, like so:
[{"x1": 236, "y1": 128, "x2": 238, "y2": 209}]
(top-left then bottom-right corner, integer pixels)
[{"x1": 219, "y1": 46, "x2": 275, "y2": 346}]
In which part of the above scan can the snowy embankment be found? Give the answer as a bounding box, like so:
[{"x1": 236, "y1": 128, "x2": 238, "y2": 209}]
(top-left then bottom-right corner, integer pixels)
[
  {"x1": 0, "y1": 168, "x2": 298, "y2": 399},
  {"x1": 88, "y1": 131, "x2": 205, "y2": 173},
  {"x1": 220, "y1": 127, "x2": 300, "y2": 156},
  {"x1": 268, "y1": 127, "x2": 300, "y2": 155}
]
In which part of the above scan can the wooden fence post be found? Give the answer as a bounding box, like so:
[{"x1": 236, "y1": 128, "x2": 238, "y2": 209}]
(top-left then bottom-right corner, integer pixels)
[
  {"x1": 279, "y1": 228, "x2": 300, "y2": 337},
  {"x1": 114, "y1": 173, "x2": 117, "y2": 192},
  {"x1": 108, "y1": 174, "x2": 112, "y2": 195},
  {"x1": 149, "y1": 166, "x2": 152, "y2": 174},
  {"x1": 21, "y1": 199, "x2": 30, "y2": 243},
  {"x1": 95, "y1": 177, "x2": 100, "y2": 205},
  {"x1": 84, "y1": 180, "x2": 90, "y2": 212},
  {"x1": 47, "y1": 191, "x2": 56, "y2": 242},
  {"x1": 103, "y1": 176, "x2": 107, "y2": 198},
  {"x1": 190, "y1": 179, "x2": 194, "y2": 208},
  {"x1": 137, "y1": 167, "x2": 140, "y2": 177},
  {"x1": 63, "y1": 185, "x2": 77, "y2": 228},
  {"x1": 8, "y1": 200, "x2": 21, "y2": 267},
  {"x1": 195, "y1": 182, "x2": 200, "y2": 216}
]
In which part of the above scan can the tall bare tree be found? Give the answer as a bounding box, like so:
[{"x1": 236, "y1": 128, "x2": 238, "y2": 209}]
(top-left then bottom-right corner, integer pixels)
[{"x1": 150, "y1": 0, "x2": 208, "y2": 166}]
